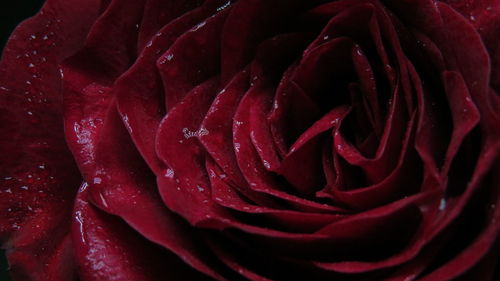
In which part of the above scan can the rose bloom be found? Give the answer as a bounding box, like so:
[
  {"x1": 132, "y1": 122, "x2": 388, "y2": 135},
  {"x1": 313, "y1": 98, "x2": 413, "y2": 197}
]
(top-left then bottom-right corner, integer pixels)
[{"x1": 0, "y1": 0, "x2": 499, "y2": 280}]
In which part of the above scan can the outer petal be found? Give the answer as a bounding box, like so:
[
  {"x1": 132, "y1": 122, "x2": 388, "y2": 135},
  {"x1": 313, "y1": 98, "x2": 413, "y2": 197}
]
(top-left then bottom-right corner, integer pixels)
[
  {"x1": 0, "y1": 0, "x2": 101, "y2": 280},
  {"x1": 72, "y1": 183, "x2": 212, "y2": 281}
]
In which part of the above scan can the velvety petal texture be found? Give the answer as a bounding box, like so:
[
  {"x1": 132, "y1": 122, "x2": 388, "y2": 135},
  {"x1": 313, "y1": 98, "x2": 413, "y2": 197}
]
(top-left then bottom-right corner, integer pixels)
[{"x1": 1, "y1": 0, "x2": 499, "y2": 280}]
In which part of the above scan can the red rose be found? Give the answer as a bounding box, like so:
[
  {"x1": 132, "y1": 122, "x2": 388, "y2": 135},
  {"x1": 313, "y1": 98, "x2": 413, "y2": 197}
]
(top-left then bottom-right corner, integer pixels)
[{"x1": 1, "y1": 0, "x2": 499, "y2": 280}]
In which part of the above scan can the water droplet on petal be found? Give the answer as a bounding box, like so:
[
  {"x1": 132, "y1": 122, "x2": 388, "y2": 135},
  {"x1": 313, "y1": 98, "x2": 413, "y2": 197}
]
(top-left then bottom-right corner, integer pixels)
[
  {"x1": 192, "y1": 21, "x2": 206, "y2": 31},
  {"x1": 165, "y1": 169, "x2": 175, "y2": 178},
  {"x1": 439, "y1": 198, "x2": 447, "y2": 211},
  {"x1": 217, "y1": 1, "x2": 231, "y2": 11}
]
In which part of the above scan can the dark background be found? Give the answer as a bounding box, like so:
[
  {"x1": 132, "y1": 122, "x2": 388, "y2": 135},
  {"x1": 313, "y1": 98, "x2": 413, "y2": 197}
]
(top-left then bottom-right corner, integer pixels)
[
  {"x1": 1, "y1": 1, "x2": 46, "y2": 280},
  {"x1": 1, "y1": 1, "x2": 45, "y2": 51}
]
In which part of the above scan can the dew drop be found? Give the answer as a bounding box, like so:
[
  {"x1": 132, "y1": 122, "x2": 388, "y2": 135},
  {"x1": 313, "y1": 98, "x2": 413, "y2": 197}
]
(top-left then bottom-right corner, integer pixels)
[
  {"x1": 217, "y1": 1, "x2": 231, "y2": 11},
  {"x1": 122, "y1": 115, "x2": 133, "y2": 133},
  {"x1": 209, "y1": 169, "x2": 216, "y2": 178},
  {"x1": 165, "y1": 169, "x2": 175, "y2": 178},
  {"x1": 439, "y1": 198, "x2": 447, "y2": 211},
  {"x1": 192, "y1": 21, "x2": 206, "y2": 31},
  {"x1": 74, "y1": 211, "x2": 85, "y2": 243},
  {"x1": 158, "y1": 58, "x2": 167, "y2": 65},
  {"x1": 99, "y1": 192, "x2": 109, "y2": 208}
]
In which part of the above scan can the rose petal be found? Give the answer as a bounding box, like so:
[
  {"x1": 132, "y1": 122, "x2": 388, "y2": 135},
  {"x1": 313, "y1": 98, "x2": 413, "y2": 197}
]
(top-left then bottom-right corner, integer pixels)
[
  {"x1": 220, "y1": 0, "x2": 312, "y2": 83},
  {"x1": 63, "y1": 0, "x2": 147, "y2": 83},
  {"x1": 440, "y1": 71, "x2": 481, "y2": 176},
  {"x1": 419, "y1": 171, "x2": 500, "y2": 281},
  {"x1": 155, "y1": 78, "x2": 224, "y2": 225},
  {"x1": 249, "y1": 33, "x2": 312, "y2": 171},
  {"x1": 234, "y1": 84, "x2": 345, "y2": 213},
  {"x1": 0, "y1": 0, "x2": 101, "y2": 279},
  {"x1": 157, "y1": 8, "x2": 229, "y2": 109},
  {"x1": 136, "y1": 0, "x2": 203, "y2": 51},
  {"x1": 72, "y1": 183, "x2": 212, "y2": 281},
  {"x1": 276, "y1": 106, "x2": 349, "y2": 195},
  {"x1": 115, "y1": 3, "x2": 220, "y2": 173},
  {"x1": 85, "y1": 105, "x2": 228, "y2": 280},
  {"x1": 267, "y1": 68, "x2": 321, "y2": 156},
  {"x1": 206, "y1": 158, "x2": 345, "y2": 233}
]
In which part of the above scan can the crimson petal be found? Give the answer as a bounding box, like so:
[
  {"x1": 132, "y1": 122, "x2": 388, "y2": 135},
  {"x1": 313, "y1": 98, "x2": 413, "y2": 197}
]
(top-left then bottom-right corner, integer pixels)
[
  {"x1": 0, "y1": 0, "x2": 101, "y2": 279},
  {"x1": 72, "y1": 183, "x2": 212, "y2": 281}
]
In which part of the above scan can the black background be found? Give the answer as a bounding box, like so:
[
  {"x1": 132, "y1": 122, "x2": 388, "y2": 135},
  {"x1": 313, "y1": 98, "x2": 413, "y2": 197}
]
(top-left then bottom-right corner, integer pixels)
[
  {"x1": 1, "y1": 1, "x2": 45, "y2": 52},
  {"x1": 1, "y1": 1, "x2": 46, "y2": 280}
]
